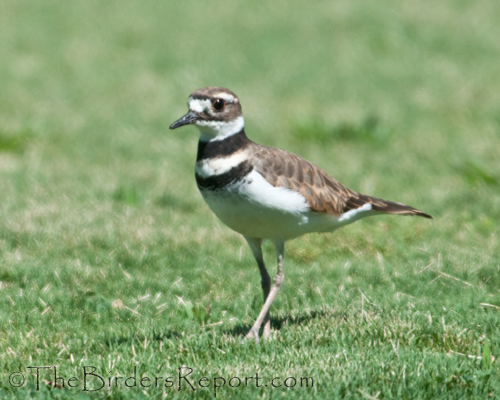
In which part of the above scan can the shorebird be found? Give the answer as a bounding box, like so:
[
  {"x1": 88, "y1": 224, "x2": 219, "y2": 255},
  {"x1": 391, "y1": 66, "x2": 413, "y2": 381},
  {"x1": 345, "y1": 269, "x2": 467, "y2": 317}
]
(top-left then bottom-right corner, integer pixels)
[{"x1": 170, "y1": 87, "x2": 432, "y2": 341}]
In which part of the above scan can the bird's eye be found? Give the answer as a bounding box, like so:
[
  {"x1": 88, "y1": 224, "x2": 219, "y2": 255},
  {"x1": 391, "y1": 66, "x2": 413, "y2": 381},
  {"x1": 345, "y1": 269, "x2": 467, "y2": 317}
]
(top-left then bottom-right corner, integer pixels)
[{"x1": 212, "y1": 98, "x2": 226, "y2": 111}]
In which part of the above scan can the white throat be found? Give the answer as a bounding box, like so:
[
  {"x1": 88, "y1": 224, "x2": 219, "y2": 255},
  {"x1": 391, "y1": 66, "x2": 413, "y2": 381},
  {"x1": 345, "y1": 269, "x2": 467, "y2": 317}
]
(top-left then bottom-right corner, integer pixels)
[{"x1": 197, "y1": 116, "x2": 245, "y2": 142}]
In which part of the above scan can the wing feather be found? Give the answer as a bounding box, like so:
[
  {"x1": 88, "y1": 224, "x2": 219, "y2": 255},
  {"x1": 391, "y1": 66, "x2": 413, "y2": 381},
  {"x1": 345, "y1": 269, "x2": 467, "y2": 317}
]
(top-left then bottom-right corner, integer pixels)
[{"x1": 251, "y1": 145, "x2": 432, "y2": 219}]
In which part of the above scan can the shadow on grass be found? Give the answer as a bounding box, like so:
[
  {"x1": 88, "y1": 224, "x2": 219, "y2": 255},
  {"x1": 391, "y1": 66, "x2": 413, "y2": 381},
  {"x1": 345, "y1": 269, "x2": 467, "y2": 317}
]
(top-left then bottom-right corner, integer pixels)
[
  {"x1": 220, "y1": 309, "x2": 344, "y2": 338},
  {"x1": 102, "y1": 310, "x2": 344, "y2": 349},
  {"x1": 103, "y1": 328, "x2": 182, "y2": 349}
]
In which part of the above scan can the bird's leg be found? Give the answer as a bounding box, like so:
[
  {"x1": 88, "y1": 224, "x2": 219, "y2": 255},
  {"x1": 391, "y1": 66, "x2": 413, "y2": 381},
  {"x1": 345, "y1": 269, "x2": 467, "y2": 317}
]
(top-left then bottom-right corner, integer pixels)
[
  {"x1": 245, "y1": 239, "x2": 285, "y2": 341},
  {"x1": 244, "y1": 238, "x2": 271, "y2": 340}
]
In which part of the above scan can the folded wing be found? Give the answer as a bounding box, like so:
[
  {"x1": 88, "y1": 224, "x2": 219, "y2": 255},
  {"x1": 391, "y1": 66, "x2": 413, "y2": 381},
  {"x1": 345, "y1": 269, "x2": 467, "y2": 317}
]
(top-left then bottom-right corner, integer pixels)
[{"x1": 251, "y1": 145, "x2": 432, "y2": 219}]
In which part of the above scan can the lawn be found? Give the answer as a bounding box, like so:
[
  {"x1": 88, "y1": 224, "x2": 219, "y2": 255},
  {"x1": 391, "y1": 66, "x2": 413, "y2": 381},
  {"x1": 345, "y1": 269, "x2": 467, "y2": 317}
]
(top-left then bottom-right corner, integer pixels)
[{"x1": 1, "y1": 1, "x2": 499, "y2": 399}]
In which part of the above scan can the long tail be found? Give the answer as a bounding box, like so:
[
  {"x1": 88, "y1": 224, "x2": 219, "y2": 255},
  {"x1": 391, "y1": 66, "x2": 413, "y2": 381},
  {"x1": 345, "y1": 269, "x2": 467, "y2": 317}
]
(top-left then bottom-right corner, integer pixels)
[{"x1": 346, "y1": 193, "x2": 433, "y2": 219}]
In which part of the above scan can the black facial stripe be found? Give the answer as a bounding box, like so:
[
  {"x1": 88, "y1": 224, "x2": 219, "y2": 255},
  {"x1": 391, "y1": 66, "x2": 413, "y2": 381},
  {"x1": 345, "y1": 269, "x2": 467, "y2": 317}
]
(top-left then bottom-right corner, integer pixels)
[
  {"x1": 195, "y1": 161, "x2": 253, "y2": 191},
  {"x1": 196, "y1": 130, "x2": 250, "y2": 161}
]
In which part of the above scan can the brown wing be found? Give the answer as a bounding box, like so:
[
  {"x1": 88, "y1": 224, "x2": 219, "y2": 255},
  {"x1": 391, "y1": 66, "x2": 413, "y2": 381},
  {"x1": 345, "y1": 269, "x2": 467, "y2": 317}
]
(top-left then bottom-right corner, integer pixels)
[{"x1": 251, "y1": 145, "x2": 432, "y2": 219}]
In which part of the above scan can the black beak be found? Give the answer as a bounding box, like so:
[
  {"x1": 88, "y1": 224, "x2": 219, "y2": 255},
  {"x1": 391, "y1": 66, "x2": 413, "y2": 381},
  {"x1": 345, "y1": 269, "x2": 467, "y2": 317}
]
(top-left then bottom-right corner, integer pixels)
[{"x1": 169, "y1": 110, "x2": 199, "y2": 129}]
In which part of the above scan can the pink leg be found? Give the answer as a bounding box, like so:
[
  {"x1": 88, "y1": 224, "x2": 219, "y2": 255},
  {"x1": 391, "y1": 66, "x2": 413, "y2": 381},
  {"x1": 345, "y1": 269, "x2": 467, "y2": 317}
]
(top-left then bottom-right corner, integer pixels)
[{"x1": 244, "y1": 239, "x2": 285, "y2": 342}]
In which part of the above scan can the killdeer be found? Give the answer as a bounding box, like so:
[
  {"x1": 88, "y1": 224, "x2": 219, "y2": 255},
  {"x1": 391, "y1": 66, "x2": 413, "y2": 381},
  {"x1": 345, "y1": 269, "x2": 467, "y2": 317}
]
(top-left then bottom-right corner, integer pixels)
[{"x1": 170, "y1": 87, "x2": 432, "y2": 341}]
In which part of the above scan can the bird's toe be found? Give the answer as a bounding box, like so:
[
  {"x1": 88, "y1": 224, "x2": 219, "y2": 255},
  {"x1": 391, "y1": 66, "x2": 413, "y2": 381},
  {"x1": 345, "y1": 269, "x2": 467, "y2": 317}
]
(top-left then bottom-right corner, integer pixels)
[{"x1": 244, "y1": 328, "x2": 260, "y2": 342}]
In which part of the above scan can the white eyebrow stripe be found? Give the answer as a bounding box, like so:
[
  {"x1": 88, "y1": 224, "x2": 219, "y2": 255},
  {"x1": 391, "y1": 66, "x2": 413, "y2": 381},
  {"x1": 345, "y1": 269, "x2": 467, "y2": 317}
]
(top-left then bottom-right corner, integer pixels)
[{"x1": 214, "y1": 92, "x2": 235, "y2": 103}]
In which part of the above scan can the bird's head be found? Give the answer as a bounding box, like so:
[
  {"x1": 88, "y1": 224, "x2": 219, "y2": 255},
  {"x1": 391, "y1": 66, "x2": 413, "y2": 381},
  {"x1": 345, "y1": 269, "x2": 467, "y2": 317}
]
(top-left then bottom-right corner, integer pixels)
[{"x1": 170, "y1": 87, "x2": 244, "y2": 141}]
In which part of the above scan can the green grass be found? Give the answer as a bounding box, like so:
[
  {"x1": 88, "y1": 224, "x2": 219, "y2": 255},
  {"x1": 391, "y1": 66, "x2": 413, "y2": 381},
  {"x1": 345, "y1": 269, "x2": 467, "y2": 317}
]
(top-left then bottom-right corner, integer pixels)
[{"x1": 1, "y1": 1, "x2": 500, "y2": 398}]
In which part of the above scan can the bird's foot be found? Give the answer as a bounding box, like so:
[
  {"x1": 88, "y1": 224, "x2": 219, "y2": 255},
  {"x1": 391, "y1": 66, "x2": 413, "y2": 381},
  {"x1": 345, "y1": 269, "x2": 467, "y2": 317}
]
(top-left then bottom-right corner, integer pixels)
[{"x1": 244, "y1": 327, "x2": 260, "y2": 342}]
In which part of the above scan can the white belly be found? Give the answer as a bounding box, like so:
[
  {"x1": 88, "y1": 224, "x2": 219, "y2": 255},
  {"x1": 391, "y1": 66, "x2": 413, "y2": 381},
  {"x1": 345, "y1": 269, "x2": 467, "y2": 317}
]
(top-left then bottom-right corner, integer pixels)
[{"x1": 198, "y1": 169, "x2": 371, "y2": 240}]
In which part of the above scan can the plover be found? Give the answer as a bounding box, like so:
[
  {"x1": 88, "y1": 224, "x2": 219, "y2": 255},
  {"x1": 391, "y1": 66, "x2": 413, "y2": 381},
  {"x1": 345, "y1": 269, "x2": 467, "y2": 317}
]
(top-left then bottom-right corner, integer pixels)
[{"x1": 170, "y1": 87, "x2": 432, "y2": 341}]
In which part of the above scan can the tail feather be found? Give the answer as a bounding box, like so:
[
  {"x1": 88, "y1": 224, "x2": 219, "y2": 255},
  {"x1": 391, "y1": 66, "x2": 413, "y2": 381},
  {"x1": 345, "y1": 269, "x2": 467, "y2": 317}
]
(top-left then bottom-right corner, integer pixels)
[{"x1": 346, "y1": 194, "x2": 433, "y2": 219}]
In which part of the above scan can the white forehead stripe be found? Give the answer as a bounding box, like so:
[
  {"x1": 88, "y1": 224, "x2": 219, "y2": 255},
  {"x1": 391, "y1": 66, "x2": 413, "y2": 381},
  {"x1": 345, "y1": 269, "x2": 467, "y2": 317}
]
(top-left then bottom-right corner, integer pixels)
[{"x1": 188, "y1": 98, "x2": 211, "y2": 113}]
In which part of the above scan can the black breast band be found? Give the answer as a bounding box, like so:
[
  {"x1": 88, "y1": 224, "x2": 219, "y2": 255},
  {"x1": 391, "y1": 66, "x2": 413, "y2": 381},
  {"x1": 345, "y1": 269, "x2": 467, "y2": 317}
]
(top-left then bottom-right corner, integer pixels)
[{"x1": 196, "y1": 130, "x2": 251, "y2": 161}]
